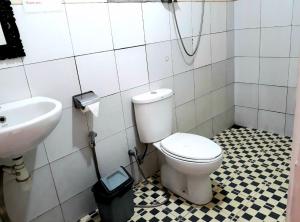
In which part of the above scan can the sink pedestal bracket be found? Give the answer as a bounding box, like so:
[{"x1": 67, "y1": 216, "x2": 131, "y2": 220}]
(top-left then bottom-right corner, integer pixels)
[{"x1": 12, "y1": 156, "x2": 30, "y2": 182}]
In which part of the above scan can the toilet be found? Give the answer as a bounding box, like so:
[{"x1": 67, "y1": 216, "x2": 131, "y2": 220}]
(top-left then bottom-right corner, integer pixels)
[{"x1": 132, "y1": 88, "x2": 223, "y2": 205}]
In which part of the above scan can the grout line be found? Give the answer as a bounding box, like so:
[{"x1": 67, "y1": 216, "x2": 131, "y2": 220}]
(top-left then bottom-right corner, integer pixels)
[
  {"x1": 256, "y1": 0, "x2": 262, "y2": 129},
  {"x1": 234, "y1": 81, "x2": 294, "y2": 89},
  {"x1": 140, "y1": 3, "x2": 151, "y2": 86},
  {"x1": 284, "y1": 0, "x2": 295, "y2": 136},
  {"x1": 44, "y1": 153, "x2": 66, "y2": 221},
  {"x1": 235, "y1": 104, "x2": 292, "y2": 116},
  {"x1": 21, "y1": 63, "x2": 33, "y2": 98}
]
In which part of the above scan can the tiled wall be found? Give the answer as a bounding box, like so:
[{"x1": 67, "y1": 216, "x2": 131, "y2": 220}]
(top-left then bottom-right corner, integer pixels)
[
  {"x1": 0, "y1": 1, "x2": 234, "y2": 221},
  {"x1": 233, "y1": 0, "x2": 299, "y2": 137}
]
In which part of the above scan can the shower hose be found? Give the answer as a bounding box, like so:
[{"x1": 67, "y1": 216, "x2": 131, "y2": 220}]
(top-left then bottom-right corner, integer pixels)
[{"x1": 171, "y1": 0, "x2": 205, "y2": 56}]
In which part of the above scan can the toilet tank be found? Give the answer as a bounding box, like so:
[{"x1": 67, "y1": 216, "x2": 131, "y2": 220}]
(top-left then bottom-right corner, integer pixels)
[{"x1": 132, "y1": 89, "x2": 173, "y2": 143}]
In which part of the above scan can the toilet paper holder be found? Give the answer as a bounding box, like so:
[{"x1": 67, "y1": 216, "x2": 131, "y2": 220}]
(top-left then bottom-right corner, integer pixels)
[{"x1": 73, "y1": 91, "x2": 99, "y2": 110}]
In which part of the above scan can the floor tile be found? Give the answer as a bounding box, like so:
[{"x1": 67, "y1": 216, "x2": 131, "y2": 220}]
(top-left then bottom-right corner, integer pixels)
[{"x1": 79, "y1": 127, "x2": 291, "y2": 222}]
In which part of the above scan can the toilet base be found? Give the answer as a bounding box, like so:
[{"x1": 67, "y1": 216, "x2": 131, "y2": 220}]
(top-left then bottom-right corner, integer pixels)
[{"x1": 160, "y1": 164, "x2": 212, "y2": 205}]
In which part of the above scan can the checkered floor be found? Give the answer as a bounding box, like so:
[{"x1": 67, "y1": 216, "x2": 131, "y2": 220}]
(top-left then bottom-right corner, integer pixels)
[{"x1": 84, "y1": 127, "x2": 291, "y2": 222}]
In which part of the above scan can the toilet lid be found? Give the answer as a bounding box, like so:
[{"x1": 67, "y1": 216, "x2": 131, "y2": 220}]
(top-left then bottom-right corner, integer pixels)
[{"x1": 161, "y1": 133, "x2": 222, "y2": 161}]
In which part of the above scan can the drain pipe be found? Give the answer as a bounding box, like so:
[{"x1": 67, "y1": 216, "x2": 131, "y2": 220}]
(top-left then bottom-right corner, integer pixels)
[
  {"x1": 0, "y1": 156, "x2": 30, "y2": 222},
  {"x1": 12, "y1": 156, "x2": 30, "y2": 182}
]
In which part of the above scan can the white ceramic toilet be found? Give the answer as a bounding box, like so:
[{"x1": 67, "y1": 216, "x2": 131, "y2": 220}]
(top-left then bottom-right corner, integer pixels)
[{"x1": 132, "y1": 88, "x2": 223, "y2": 205}]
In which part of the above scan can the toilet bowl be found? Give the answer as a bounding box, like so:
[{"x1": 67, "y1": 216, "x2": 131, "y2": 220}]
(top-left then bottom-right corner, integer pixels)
[
  {"x1": 154, "y1": 133, "x2": 223, "y2": 205},
  {"x1": 132, "y1": 88, "x2": 223, "y2": 205}
]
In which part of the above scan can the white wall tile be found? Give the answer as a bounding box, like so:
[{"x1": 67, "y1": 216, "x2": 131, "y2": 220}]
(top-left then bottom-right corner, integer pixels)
[
  {"x1": 287, "y1": 87, "x2": 296, "y2": 114},
  {"x1": 65, "y1": 0, "x2": 106, "y2": 2},
  {"x1": 25, "y1": 58, "x2": 80, "y2": 109},
  {"x1": 4, "y1": 166, "x2": 59, "y2": 222},
  {"x1": 146, "y1": 41, "x2": 173, "y2": 82},
  {"x1": 66, "y1": 3, "x2": 113, "y2": 55},
  {"x1": 285, "y1": 114, "x2": 294, "y2": 137},
  {"x1": 61, "y1": 188, "x2": 96, "y2": 222},
  {"x1": 235, "y1": 57, "x2": 259, "y2": 84},
  {"x1": 212, "y1": 60, "x2": 227, "y2": 90},
  {"x1": 23, "y1": 143, "x2": 48, "y2": 173},
  {"x1": 142, "y1": 3, "x2": 170, "y2": 44},
  {"x1": 174, "y1": 71, "x2": 194, "y2": 106},
  {"x1": 195, "y1": 94, "x2": 212, "y2": 125},
  {"x1": 44, "y1": 108, "x2": 89, "y2": 162},
  {"x1": 176, "y1": 100, "x2": 196, "y2": 132},
  {"x1": 227, "y1": 31, "x2": 235, "y2": 59},
  {"x1": 260, "y1": 27, "x2": 291, "y2": 57},
  {"x1": 121, "y1": 84, "x2": 149, "y2": 128},
  {"x1": 211, "y1": 86, "x2": 230, "y2": 116},
  {"x1": 96, "y1": 131, "x2": 129, "y2": 176},
  {"x1": 194, "y1": 65, "x2": 212, "y2": 98},
  {"x1": 258, "y1": 110, "x2": 285, "y2": 135},
  {"x1": 226, "y1": 1, "x2": 234, "y2": 31},
  {"x1": 192, "y1": 2, "x2": 210, "y2": 36},
  {"x1": 211, "y1": 32, "x2": 227, "y2": 63},
  {"x1": 259, "y1": 58, "x2": 289, "y2": 86},
  {"x1": 234, "y1": 0, "x2": 260, "y2": 29},
  {"x1": 293, "y1": 0, "x2": 300, "y2": 25},
  {"x1": 170, "y1": 2, "x2": 192, "y2": 39},
  {"x1": 227, "y1": 84, "x2": 235, "y2": 109},
  {"x1": 171, "y1": 38, "x2": 194, "y2": 74},
  {"x1": 289, "y1": 58, "x2": 299, "y2": 87},
  {"x1": 76, "y1": 51, "x2": 120, "y2": 97},
  {"x1": 0, "y1": 66, "x2": 30, "y2": 105},
  {"x1": 261, "y1": 0, "x2": 293, "y2": 27},
  {"x1": 138, "y1": 151, "x2": 159, "y2": 179},
  {"x1": 13, "y1": 5, "x2": 73, "y2": 64},
  {"x1": 234, "y1": 29, "x2": 260, "y2": 57},
  {"x1": 89, "y1": 93, "x2": 125, "y2": 141},
  {"x1": 234, "y1": 83, "x2": 258, "y2": 108},
  {"x1": 172, "y1": 108, "x2": 177, "y2": 133},
  {"x1": 235, "y1": 106, "x2": 258, "y2": 129},
  {"x1": 150, "y1": 76, "x2": 174, "y2": 91},
  {"x1": 193, "y1": 34, "x2": 211, "y2": 68},
  {"x1": 115, "y1": 46, "x2": 149, "y2": 91},
  {"x1": 191, "y1": 119, "x2": 213, "y2": 138},
  {"x1": 212, "y1": 108, "x2": 234, "y2": 135},
  {"x1": 126, "y1": 151, "x2": 159, "y2": 183},
  {"x1": 31, "y1": 206, "x2": 64, "y2": 222},
  {"x1": 109, "y1": 3, "x2": 145, "y2": 49},
  {"x1": 259, "y1": 85, "x2": 287, "y2": 113},
  {"x1": 126, "y1": 126, "x2": 151, "y2": 155},
  {"x1": 0, "y1": 58, "x2": 22, "y2": 70},
  {"x1": 291, "y1": 26, "x2": 300, "y2": 58},
  {"x1": 226, "y1": 58, "x2": 235, "y2": 85},
  {"x1": 51, "y1": 148, "x2": 97, "y2": 203},
  {"x1": 211, "y1": 2, "x2": 227, "y2": 33}
]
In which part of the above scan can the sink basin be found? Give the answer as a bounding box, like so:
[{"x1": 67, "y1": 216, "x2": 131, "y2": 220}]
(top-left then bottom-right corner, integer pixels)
[{"x1": 0, "y1": 97, "x2": 62, "y2": 158}]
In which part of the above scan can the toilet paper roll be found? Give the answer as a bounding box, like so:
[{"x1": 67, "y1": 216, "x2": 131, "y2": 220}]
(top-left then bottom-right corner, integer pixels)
[{"x1": 81, "y1": 102, "x2": 100, "y2": 117}]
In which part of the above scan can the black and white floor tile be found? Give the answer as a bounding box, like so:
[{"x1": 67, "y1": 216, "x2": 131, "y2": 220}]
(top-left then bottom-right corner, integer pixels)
[{"x1": 81, "y1": 126, "x2": 291, "y2": 222}]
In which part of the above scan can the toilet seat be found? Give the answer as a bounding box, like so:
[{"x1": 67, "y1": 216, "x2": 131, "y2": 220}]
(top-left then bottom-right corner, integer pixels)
[{"x1": 160, "y1": 133, "x2": 222, "y2": 163}]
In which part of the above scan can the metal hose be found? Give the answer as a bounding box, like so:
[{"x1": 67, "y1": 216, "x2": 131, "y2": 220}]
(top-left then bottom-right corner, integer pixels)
[
  {"x1": 129, "y1": 150, "x2": 170, "y2": 208},
  {"x1": 172, "y1": 0, "x2": 205, "y2": 56}
]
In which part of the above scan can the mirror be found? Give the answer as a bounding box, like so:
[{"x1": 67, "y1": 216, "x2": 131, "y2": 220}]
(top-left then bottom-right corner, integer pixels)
[
  {"x1": 0, "y1": 24, "x2": 7, "y2": 46},
  {"x1": 0, "y1": 0, "x2": 25, "y2": 60}
]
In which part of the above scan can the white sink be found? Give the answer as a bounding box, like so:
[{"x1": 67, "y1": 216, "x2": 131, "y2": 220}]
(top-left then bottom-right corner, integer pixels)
[{"x1": 0, "y1": 97, "x2": 62, "y2": 158}]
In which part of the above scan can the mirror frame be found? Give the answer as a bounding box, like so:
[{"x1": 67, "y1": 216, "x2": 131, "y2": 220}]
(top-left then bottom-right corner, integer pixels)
[{"x1": 0, "y1": 0, "x2": 25, "y2": 60}]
